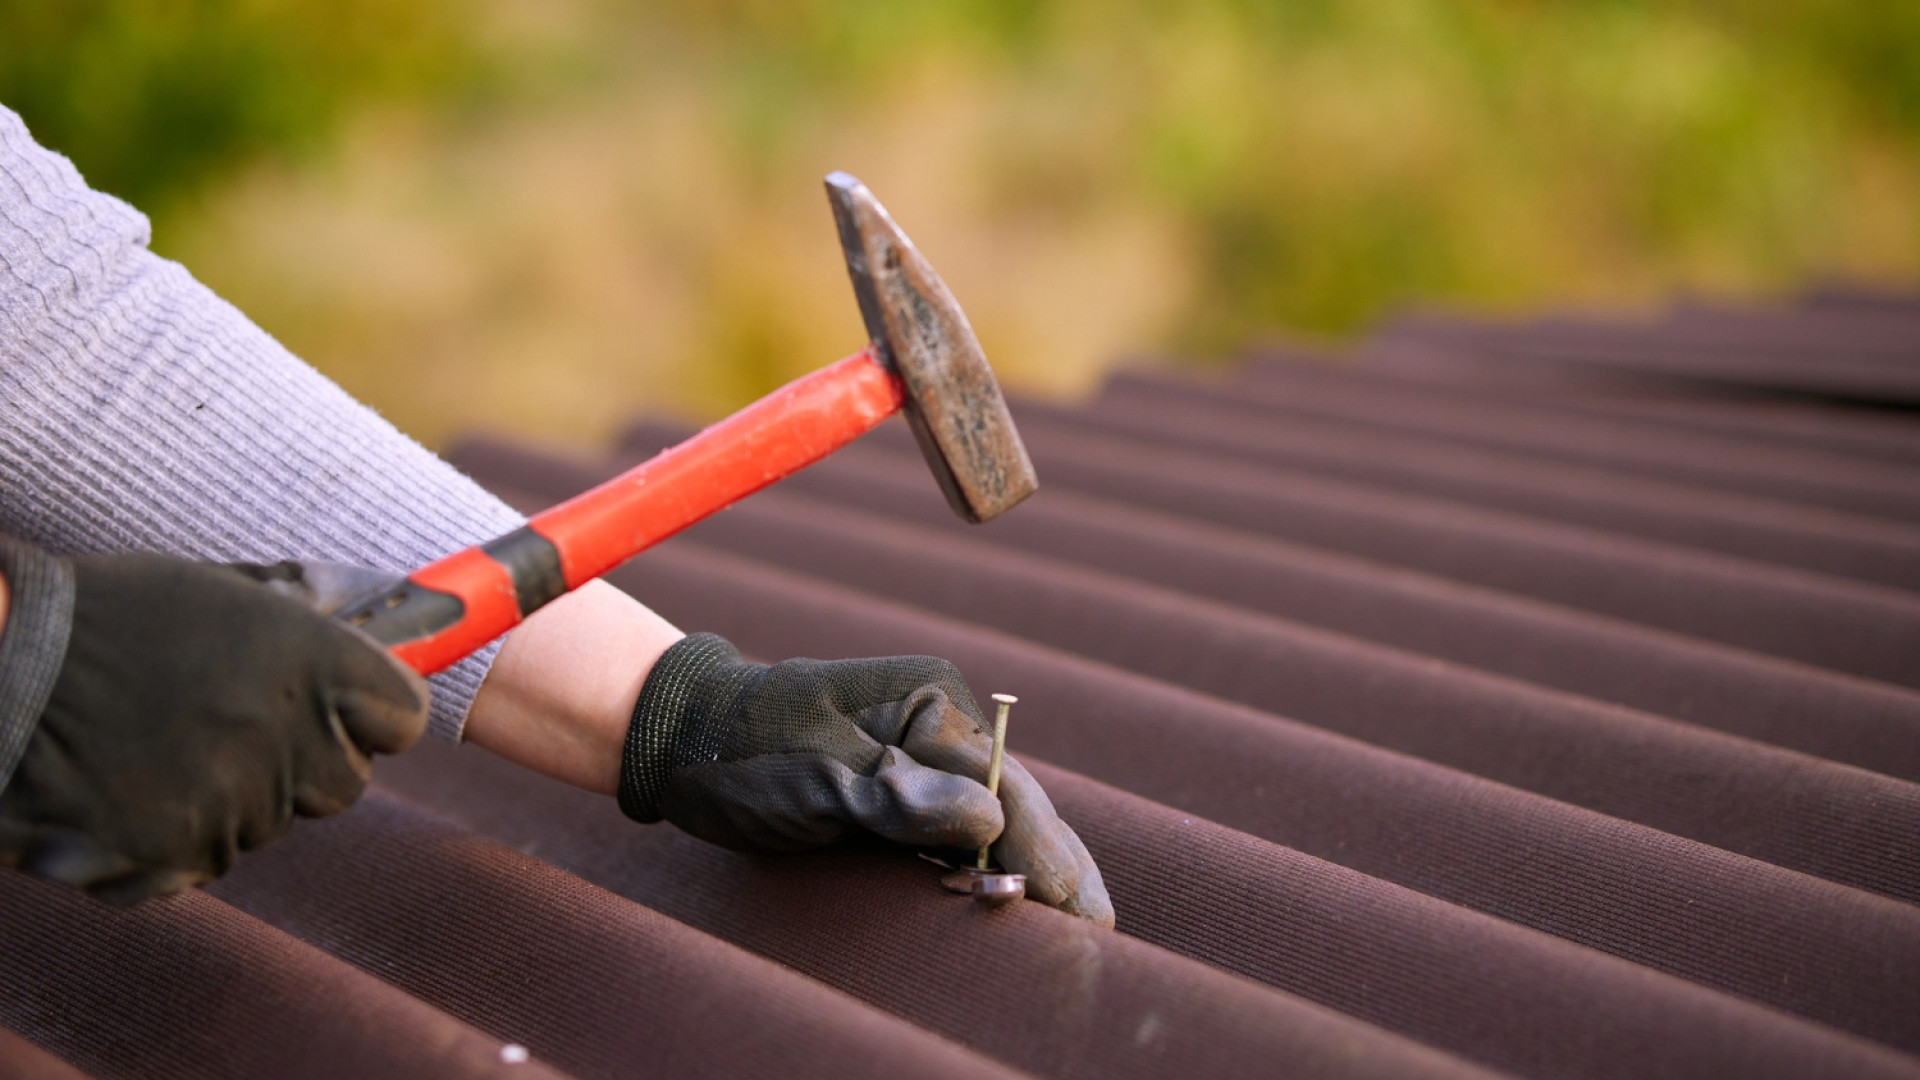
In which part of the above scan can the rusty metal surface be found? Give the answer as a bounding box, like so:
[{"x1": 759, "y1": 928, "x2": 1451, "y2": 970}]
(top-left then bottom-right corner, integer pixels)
[{"x1": 826, "y1": 172, "x2": 1038, "y2": 522}]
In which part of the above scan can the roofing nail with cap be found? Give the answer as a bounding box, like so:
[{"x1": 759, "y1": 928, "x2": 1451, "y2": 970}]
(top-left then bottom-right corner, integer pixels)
[
  {"x1": 938, "y1": 693, "x2": 1026, "y2": 906},
  {"x1": 978, "y1": 693, "x2": 1016, "y2": 871}
]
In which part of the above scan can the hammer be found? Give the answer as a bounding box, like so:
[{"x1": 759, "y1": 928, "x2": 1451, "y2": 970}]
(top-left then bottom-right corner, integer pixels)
[{"x1": 337, "y1": 172, "x2": 1038, "y2": 674}]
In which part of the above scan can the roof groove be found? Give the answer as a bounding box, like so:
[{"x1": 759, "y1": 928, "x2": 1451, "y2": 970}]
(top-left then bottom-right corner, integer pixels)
[
  {"x1": 15, "y1": 292, "x2": 1920, "y2": 1079},
  {"x1": 1039, "y1": 394, "x2": 1920, "y2": 590},
  {"x1": 579, "y1": 534, "x2": 1920, "y2": 1045},
  {"x1": 1099, "y1": 368, "x2": 1920, "y2": 519},
  {"x1": 829, "y1": 423, "x2": 1920, "y2": 688}
]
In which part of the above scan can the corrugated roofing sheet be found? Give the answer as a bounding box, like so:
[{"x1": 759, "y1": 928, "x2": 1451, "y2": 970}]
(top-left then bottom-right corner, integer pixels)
[{"x1": 4, "y1": 290, "x2": 1919, "y2": 1079}]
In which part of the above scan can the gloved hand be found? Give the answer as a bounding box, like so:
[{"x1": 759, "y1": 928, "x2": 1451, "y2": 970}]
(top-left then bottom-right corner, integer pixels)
[
  {"x1": 619, "y1": 632, "x2": 1113, "y2": 926},
  {"x1": 0, "y1": 540, "x2": 429, "y2": 905}
]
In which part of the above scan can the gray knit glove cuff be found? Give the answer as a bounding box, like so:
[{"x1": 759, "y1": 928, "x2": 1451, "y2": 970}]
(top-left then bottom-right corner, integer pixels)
[
  {"x1": 0, "y1": 536, "x2": 75, "y2": 795},
  {"x1": 618, "y1": 633, "x2": 763, "y2": 823}
]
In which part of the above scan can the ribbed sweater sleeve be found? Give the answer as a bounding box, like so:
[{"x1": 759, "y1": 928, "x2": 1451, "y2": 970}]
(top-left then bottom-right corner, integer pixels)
[{"x1": 0, "y1": 105, "x2": 524, "y2": 741}]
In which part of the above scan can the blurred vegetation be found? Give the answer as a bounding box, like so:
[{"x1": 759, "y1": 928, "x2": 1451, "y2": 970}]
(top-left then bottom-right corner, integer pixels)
[
  {"x1": 3, "y1": 0, "x2": 1917, "y2": 447},
  {"x1": 0, "y1": 0, "x2": 477, "y2": 210}
]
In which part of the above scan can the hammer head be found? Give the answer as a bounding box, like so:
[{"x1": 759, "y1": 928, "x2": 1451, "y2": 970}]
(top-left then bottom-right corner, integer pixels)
[{"x1": 826, "y1": 172, "x2": 1037, "y2": 523}]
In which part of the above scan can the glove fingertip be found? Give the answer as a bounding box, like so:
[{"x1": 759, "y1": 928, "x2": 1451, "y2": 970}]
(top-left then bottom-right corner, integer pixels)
[
  {"x1": 292, "y1": 742, "x2": 369, "y2": 818},
  {"x1": 1057, "y1": 872, "x2": 1117, "y2": 929},
  {"x1": 329, "y1": 626, "x2": 431, "y2": 756},
  {"x1": 937, "y1": 782, "x2": 1005, "y2": 850},
  {"x1": 970, "y1": 760, "x2": 1116, "y2": 927},
  {"x1": 1048, "y1": 816, "x2": 1115, "y2": 928},
  {"x1": 857, "y1": 751, "x2": 1004, "y2": 849},
  {"x1": 333, "y1": 680, "x2": 429, "y2": 757}
]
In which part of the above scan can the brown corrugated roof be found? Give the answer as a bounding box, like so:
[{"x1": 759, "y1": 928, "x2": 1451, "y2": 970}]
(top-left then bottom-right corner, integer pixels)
[{"x1": 4, "y1": 291, "x2": 1919, "y2": 1079}]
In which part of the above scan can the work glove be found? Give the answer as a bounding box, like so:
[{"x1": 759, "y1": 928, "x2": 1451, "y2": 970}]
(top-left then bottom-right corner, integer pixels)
[
  {"x1": 619, "y1": 632, "x2": 1114, "y2": 926},
  {"x1": 0, "y1": 538, "x2": 429, "y2": 905}
]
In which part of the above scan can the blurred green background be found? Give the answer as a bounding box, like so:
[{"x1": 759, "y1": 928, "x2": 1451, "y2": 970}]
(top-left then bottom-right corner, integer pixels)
[{"x1": 4, "y1": 0, "x2": 1917, "y2": 447}]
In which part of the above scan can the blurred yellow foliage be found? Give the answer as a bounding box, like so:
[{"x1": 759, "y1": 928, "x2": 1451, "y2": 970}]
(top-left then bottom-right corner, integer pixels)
[{"x1": 5, "y1": 0, "x2": 1917, "y2": 447}]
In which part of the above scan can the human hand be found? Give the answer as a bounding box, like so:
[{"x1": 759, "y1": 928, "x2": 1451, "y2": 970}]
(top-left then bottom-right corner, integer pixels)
[
  {"x1": 618, "y1": 632, "x2": 1113, "y2": 926},
  {"x1": 0, "y1": 543, "x2": 429, "y2": 905}
]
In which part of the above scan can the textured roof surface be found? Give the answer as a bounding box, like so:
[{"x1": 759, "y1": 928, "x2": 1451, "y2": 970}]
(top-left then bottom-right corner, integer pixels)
[{"x1": 4, "y1": 289, "x2": 1920, "y2": 1079}]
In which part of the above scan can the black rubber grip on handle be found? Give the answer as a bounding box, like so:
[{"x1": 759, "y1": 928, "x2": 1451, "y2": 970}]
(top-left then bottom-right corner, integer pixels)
[
  {"x1": 482, "y1": 526, "x2": 568, "y2": 616},
  {"x1": 336, "y1": 581, "x2": 466, "y2": 649},
  {"x1": 336, "y1": 526, "x2": 565, "y2": 660}
]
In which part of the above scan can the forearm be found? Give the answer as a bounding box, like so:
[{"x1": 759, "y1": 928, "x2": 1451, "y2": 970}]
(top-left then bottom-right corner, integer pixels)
[
  {"x1": 0, "y1": 104, "x2": 521, "y2": 739},
  {"x1": 0, "y1": 104, "x2": 694, "y2": 792},
  {"x1": 465, "y1": 579, "x2": 683, "y2": 794}
]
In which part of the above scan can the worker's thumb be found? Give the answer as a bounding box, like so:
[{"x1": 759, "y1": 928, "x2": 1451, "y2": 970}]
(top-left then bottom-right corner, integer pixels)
[{"x1": 228, "y1": 560, "x2": 400, "y2": 616}]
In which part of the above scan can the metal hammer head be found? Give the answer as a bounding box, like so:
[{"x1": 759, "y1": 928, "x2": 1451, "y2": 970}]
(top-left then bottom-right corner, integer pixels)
[{"x1": 825, "y1": 172, "x2": 1038, "y2": 523}]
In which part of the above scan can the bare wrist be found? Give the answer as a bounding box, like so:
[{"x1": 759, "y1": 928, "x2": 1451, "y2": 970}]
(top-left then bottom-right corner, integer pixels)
[{"x1": 462, "y1": 579, "x2": 684, "y2": 795}]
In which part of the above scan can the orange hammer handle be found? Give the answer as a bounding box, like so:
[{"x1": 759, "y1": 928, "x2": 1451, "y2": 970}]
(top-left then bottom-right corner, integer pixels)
[{"x1": 336, "y1": 347, "x2": 904, "y2": 674}]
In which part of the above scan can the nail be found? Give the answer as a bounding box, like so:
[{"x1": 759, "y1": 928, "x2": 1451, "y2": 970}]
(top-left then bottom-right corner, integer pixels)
[{"x1": 978, "y1": 693, "x2": 1016, "y2": 870}]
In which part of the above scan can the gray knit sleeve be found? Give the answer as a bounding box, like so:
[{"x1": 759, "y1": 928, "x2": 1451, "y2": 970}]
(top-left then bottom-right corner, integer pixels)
[{"x1": 0, "y1": 105, "x2": 525, "y2": 741}]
